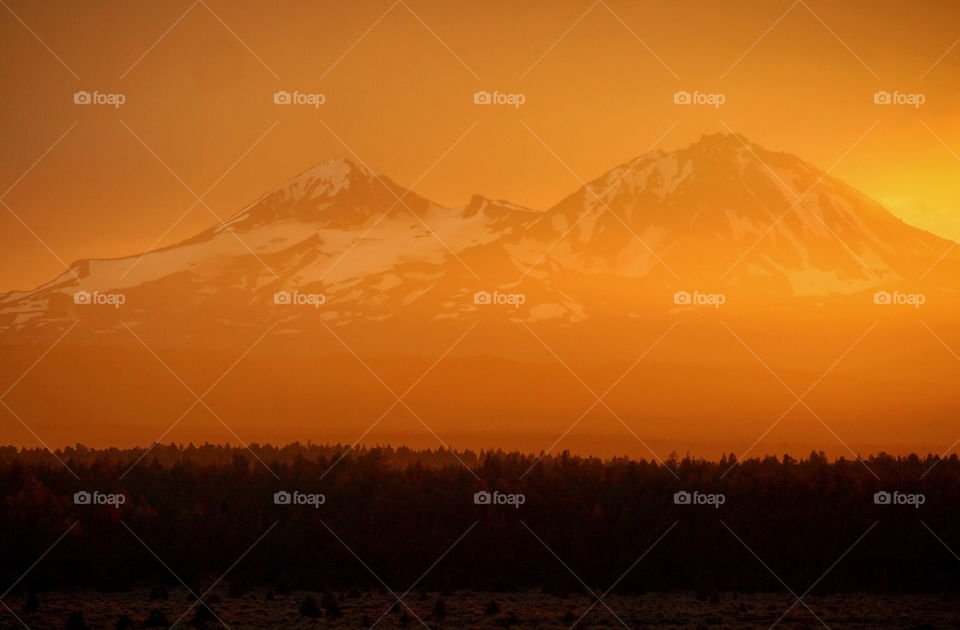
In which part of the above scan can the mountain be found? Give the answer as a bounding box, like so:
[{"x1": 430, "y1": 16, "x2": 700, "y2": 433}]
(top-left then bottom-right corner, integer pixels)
[
  {"x1": 502, "y1": 133, "x2": 953, "y2": 294},
  {"x1": 1, "y1": 134, "x2": 958, "y2": 456},
  {"x1": 0, "y1": 157, "x2": 539, "y2": 338},
  {"x1": 1, "y1": 133, "x2": 955, "y2": 340}
]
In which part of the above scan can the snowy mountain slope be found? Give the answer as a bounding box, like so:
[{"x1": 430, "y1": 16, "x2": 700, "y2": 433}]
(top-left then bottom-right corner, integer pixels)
[
  {"x1": 501, "y1": 133, "x2": 952, "y2": 295},
  {"x1": 0, "y1": 159, "x2": 540, "y2": 334},
  {"x1": 0, "y1": 134, "x2": 956, "y2": 338}
]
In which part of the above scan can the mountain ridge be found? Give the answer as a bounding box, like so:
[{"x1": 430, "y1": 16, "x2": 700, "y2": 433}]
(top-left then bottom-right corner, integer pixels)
[{"x1": 1, "y1": 133, "x2": 956, "y2": 336}]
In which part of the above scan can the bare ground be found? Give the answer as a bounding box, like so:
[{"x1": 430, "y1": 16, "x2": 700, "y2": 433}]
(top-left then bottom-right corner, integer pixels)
[{"x1": 3, "y1": 589, "x2": 957, "y2": 630}]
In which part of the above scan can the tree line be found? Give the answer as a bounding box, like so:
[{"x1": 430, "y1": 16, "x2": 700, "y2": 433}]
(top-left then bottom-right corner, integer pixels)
[{"x1": 1, "y1": 443, "x2": 958, "y2": 594}]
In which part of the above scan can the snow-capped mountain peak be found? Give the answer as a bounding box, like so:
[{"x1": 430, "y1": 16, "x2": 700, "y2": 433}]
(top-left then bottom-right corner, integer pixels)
[
  {"x1": 271, "y1": 157, "x2": 383, "y2": 199},
  {"x1": 1, "y1": 136, "x2": 956, "y2": 338}
]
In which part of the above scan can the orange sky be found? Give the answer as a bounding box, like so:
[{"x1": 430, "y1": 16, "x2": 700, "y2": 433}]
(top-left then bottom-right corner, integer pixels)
[{"x1": 2, "y1": 0, "x2": 959, "y2": 291}]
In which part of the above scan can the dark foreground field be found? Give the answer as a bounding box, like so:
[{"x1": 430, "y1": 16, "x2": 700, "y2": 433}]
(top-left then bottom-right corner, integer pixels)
[
  {"x1": 4, "y1": 589, "x2": 959, "y2": 630},
  {"x1": 2, "y1": 444, "x2": 960, "y2": 629}
]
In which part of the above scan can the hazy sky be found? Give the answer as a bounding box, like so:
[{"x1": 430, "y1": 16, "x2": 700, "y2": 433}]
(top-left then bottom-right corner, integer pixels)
[{"x1": 2, "y1": 0, "x2": 959, "y2": 290}]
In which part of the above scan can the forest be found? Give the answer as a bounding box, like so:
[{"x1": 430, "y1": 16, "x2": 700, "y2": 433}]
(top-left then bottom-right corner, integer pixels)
[{"x1": 1, "y1": 443, "x2": 958, "y2": 597}]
